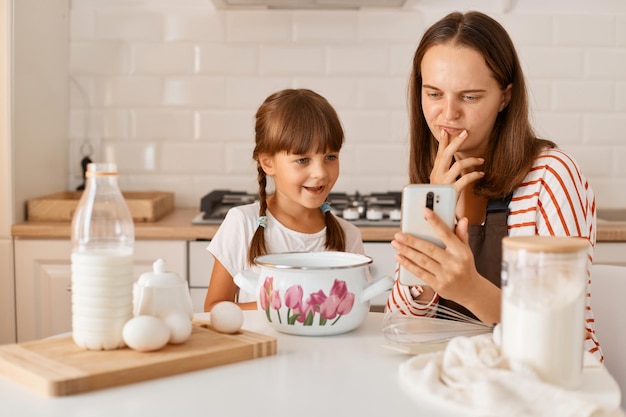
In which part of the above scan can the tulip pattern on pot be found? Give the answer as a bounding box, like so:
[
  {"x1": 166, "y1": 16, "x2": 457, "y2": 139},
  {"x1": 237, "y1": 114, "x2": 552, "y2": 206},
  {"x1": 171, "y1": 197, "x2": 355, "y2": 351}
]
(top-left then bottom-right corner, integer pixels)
[{"x1": 259, "y1": 276, "x2": 355, "y2": 326}]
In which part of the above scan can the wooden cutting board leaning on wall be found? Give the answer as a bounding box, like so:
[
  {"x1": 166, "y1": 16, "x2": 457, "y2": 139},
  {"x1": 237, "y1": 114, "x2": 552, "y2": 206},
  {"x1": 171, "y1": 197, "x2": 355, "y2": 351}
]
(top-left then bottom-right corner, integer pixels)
[
  {"x1": 26, "y1": 191, "x2": 175, "y2": 222},
  {"x1": 0, "y1": 320, "x2": 276, "y2": 396}
]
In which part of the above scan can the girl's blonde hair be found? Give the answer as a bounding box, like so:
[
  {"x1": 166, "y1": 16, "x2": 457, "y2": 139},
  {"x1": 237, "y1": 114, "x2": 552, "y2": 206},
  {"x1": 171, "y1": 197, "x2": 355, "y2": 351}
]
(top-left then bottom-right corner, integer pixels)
[{"x1": 248, "y1": 89, "x2": 347, "y2": 265}]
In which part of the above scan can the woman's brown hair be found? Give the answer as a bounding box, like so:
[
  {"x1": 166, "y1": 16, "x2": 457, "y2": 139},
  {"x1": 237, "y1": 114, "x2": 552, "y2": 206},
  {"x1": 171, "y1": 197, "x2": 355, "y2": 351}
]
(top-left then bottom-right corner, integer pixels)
[
  {"x1": 247, "y1": 89, "x2": 346, "y2": 265},
  {"x1": 408, "y1": 11, "x2": 556, "y2": 199}
]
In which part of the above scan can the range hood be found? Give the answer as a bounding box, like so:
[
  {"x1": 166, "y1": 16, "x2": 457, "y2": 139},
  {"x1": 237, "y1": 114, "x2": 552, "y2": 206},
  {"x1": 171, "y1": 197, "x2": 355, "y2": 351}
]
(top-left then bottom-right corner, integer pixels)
[{"x1": 212, "y1": 0, "x2": 411, "y2": 9}]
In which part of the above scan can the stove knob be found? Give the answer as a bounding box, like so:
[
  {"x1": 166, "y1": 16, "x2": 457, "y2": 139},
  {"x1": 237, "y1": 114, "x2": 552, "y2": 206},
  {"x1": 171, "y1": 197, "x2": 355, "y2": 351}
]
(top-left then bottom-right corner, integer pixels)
[
  {"x1": 389, "y1": 208, "x2": 402, "y2": 221},
  {"x1": 366, "y1": 208, "x2": 383, "y2": 221},
  {"x1": 342, "y1": 208, "x2": 360, "y2": 221}
]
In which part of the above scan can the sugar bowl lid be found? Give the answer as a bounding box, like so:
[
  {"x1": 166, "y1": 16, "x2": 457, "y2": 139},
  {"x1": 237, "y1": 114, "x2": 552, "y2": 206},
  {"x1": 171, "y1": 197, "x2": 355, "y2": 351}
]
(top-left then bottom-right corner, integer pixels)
[{"x1": 136, "y1": 258, "x2": 183, "y2": 287}]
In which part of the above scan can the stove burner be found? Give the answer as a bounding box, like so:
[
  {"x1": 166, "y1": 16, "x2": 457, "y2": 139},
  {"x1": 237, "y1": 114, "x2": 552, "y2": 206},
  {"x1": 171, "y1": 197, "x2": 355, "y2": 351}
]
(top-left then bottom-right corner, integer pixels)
[
  {"x1": 200, "y1": 190, "x2": 257, "y2": 221},
  {"x1": 193, "y1": 190, "x2": 402, "y2": 226}
]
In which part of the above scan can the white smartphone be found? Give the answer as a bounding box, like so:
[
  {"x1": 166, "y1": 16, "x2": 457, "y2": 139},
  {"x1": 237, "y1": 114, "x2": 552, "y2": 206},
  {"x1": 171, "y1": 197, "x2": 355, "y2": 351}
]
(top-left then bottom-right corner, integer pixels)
[{"x1": 398, "y1": 184, "x2": 457, "y2": 286}]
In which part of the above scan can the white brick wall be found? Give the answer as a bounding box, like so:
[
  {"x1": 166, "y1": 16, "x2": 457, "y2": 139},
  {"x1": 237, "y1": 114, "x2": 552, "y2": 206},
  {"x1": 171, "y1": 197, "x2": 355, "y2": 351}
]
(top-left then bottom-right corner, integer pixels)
[{"x1": 68, "y1": 0, "x2": 626, "y2": 208}]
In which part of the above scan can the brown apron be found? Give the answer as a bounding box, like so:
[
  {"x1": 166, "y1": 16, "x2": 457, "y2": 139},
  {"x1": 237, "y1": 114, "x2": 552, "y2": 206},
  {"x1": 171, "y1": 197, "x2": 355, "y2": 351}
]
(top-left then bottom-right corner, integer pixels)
[{"x1": 438, "y1": 193, "x2": 513, "y2": 320}]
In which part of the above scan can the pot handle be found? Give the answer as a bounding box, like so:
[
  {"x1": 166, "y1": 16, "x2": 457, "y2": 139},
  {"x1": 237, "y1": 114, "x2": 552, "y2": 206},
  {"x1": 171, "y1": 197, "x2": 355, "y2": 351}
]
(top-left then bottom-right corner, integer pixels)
[
  {"x1": 360, "y1": 275, "x2": 395, "y2": 303},
  {"x1": 233, "y1": 269, "x2": 258, "y2": 295}
]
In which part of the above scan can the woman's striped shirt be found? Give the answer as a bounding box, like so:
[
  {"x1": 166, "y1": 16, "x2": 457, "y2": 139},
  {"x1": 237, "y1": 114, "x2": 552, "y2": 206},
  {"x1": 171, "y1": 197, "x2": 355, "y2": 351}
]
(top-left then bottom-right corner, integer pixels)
[{"x1": 385, "y1": 148, "x2": 602, "y2": 361}]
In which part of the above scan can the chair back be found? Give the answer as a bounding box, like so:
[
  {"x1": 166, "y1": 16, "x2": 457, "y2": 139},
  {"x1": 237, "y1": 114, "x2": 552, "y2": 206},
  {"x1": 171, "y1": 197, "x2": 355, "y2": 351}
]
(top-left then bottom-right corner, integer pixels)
[{"x1": 591, "y1": 263, "x2": 626, "y2": 409}]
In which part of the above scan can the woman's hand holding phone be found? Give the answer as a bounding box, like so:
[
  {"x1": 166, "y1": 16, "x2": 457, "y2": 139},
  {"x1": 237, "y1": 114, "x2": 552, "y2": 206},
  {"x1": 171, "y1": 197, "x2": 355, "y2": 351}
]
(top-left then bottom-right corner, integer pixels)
[
  {"x1": 394, "y1": 130, "x2": 489, "y2": 301},
  {"x1": 397, "y1": 184, "x2": 456, "y2": 286},
  {"x1": 392, "y1": 211, "x2": 495, "y2": 322}
]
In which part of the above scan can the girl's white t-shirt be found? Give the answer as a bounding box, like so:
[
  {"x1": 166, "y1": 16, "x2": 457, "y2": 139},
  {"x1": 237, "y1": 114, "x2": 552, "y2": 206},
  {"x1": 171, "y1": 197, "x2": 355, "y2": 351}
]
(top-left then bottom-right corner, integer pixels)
[{"x1": 207, "y1": 201, "x2": 365, "y2": 302}]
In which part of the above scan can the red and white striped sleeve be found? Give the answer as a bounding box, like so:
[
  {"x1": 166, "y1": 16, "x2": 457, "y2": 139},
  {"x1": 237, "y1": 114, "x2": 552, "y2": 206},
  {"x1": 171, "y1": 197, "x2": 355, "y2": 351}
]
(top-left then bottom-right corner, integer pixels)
[
  {"x1": 385, "y1": 264, "x2": 439, "y2": 316},
  {"x1": 508, "y1": 148, "x2": 595, "y2": 243},
  {"x1": 508, "y1": 148, "x2": 601, "y2": 361}
]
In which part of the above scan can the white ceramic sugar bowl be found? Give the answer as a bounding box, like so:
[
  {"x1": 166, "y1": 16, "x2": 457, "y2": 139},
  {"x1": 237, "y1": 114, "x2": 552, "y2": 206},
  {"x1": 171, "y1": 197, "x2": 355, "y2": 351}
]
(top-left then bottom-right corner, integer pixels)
[{"x1": 133, "y1": 258, "x2": 193, "y2": 318}]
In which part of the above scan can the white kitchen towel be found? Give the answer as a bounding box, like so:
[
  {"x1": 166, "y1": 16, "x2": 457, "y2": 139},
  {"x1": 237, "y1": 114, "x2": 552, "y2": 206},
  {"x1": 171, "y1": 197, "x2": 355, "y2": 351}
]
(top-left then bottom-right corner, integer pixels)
[{"x1": 399, "y1": 327, "x2": 625, "y2": 417}]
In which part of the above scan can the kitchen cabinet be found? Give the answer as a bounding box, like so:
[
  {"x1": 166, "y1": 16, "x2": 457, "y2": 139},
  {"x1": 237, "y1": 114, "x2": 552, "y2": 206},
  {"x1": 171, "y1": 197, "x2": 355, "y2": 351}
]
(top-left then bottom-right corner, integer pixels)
[
  {"x1": 188, "y1": 240, "x2": 212, "y2": 313},
  {"x1": 0, "y1": 0, "x2": 15, "y2": 346},
  {"x1": 0, "y1": 241, "x2": 14, "y2": 345},
  {"x1": 1, "y1": 0, "x2": 71, "y2": 344},
  {"x1": 364, "y1": 242, "x2": 396, "y2": 308},
  {"x1": 13, "y1": 239, "x2": 187, "y2": 342}
]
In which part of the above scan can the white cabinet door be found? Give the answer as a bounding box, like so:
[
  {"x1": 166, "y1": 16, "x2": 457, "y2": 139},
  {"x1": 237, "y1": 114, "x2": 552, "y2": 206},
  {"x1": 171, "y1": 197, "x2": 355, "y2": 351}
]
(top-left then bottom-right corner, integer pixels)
[
  {"x1": 135, "y1": 241, "x2": 187, "y2": 278},
  {"x1": 14, "y1": 240, "x2": 72, "y2": 342},
  {"x1": 0, "y1": 240, "x2": 16, "y2": 344},
  {"x1": 14, "y1": 239, "x2": 187, "y2": 342},
  {"x1": 188, "y1": 240, "x2": 213, "y2": 313},
  {"x1": 363, "y1": 242, "x2": 396, "y2": 309}
]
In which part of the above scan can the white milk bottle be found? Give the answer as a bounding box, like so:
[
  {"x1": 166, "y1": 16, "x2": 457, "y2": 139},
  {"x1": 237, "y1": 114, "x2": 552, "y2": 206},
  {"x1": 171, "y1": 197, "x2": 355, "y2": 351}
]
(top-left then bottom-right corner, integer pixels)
[
  {"x1": 501, "y1": 236, "x2": 589, "y2": 388},
  {"x1": 71, "y1": 162, "x2": 135, "y2": 350}
]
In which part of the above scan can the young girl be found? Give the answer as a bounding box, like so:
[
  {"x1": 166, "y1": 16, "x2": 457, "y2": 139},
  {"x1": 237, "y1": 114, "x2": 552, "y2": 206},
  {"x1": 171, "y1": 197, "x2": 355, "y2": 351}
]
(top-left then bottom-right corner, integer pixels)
[
  {"x1": 387, "y1": 11, "x2": 601, "y2": 361},
  {"x1": 204, "y1": 88, "x2": 365, "y2": 311}
]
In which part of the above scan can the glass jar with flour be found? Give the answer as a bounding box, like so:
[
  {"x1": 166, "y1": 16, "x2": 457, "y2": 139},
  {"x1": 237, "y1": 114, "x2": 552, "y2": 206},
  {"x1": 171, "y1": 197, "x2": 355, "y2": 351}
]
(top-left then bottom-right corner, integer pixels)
[{"x1": 501, "y1": 236, "x2": 589, "y2": 388}]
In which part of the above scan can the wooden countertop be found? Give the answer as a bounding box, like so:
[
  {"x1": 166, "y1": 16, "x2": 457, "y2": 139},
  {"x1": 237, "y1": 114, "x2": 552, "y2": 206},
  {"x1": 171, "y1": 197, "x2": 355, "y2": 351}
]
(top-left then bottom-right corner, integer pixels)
[
  {"x1": 11, "y1": 207, "x2": 626, "y2": 242},
  {"x1": 10, "y1": 208, "x2": 399, "y2": 242}
]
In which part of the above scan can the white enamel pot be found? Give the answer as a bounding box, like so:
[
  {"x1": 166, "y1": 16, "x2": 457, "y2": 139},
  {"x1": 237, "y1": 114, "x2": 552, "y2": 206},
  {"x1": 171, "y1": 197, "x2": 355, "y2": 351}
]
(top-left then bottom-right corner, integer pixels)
[{"x1": 234, "y1": 251, "x2": 394, "y2": 336}]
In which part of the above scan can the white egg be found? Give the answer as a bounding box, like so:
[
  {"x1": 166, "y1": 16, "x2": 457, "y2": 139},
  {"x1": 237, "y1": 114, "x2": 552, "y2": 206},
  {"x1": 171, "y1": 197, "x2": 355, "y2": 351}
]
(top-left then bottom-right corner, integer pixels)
[
  {"x1": 122, "y1": 315, "x2": 170, "y2": 352},
  {"x1": 161, "y1": 310, "x2": 193, "y2": 344},
  {"x1": 210, "y1": 301, "x2": 244, "y2": 334}
]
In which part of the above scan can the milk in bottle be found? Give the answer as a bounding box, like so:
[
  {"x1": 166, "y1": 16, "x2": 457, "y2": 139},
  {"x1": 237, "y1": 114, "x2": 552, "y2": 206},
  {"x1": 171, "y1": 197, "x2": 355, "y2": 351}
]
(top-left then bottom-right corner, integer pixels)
[{"x1": 71, "y1": 163, "x2": 134, "y2": 350}]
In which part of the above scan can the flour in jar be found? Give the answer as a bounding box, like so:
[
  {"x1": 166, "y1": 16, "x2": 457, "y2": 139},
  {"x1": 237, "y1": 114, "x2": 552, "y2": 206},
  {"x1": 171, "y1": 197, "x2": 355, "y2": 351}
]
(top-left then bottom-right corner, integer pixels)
[{"x1": 501, "y1": 270, "x2": 586, "y2": 388}]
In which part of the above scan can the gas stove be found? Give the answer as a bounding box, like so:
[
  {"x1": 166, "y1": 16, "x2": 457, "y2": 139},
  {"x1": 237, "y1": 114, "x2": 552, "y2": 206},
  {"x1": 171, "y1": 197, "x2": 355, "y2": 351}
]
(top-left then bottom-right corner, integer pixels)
[{"x1": 191, "y1": 189, "x2": 402, "y2": 227}]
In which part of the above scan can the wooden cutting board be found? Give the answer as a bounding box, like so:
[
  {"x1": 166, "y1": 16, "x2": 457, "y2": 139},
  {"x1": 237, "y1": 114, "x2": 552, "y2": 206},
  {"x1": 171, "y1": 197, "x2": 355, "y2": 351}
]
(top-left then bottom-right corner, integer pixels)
[
  {"x1": 0, "y1": 320, "x2": 276, "y2": 397},
  {"x1": 26, "y1": 191, "x2": 175, "y2": 222}
]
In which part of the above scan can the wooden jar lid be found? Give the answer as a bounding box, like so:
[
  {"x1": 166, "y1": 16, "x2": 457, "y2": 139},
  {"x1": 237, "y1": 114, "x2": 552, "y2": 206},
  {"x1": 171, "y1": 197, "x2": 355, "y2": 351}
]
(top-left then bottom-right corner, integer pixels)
[{"x1": 502, "y1": 236, "x2": 589, "y2": 253}]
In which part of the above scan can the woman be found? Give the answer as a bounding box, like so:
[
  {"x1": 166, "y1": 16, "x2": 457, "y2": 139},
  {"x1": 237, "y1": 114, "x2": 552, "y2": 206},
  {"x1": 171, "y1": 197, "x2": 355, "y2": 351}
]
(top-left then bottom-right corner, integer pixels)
[{"x1": 386, "y1": 11, "x2": 601, "y2": 360}]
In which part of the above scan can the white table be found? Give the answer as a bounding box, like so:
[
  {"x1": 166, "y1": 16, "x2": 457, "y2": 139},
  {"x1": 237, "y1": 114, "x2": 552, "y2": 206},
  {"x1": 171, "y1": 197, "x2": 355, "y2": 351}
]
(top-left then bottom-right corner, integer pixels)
[{"x1": 0, "y1": 311, "x2": 621, "y2": 417}]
